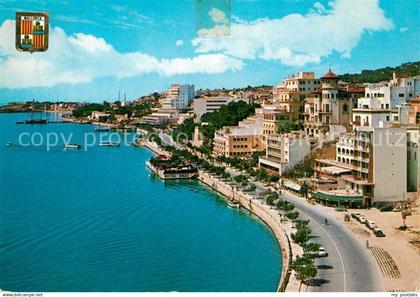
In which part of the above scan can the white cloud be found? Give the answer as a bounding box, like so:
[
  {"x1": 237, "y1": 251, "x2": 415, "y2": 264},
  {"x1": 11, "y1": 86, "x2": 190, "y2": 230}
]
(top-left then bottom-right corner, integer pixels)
[
  {"x1": 0, "y1": 20, "x2": 243, "y2": 89},
  {"x1": 159, "y1": 54, "x2": 243, "y2": 76},
  {"x1": 192, "y1": 0, "x2": 393, "y2": 66},
  {"x1": 197, "y1": 24, "x2": 230, "y2": 37},
  {"x1": 400, "y1": 27, "x2": 408, "y2": 33},
  {"x1": 175, "y1": 39, "x2": 184, "y2": 47}
]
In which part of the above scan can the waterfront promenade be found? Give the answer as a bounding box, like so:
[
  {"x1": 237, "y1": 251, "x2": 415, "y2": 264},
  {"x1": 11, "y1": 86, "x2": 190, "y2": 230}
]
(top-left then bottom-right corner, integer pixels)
[
  {"x1": 197, "y1": 170, "x2": 295, "y2": 292},
  {"x1": 138, "y1": 139, "x2": 301, "y2": 292}
]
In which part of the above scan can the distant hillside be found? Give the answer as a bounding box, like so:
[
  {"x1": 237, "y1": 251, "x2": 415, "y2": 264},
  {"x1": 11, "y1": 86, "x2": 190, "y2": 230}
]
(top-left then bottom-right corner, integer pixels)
[{"x1": 339, "y1": 61, "x2": 420, "y2": 84}]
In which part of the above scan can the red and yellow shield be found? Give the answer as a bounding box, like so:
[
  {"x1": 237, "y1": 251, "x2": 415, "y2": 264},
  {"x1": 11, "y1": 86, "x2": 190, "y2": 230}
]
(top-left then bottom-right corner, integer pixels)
[{"x1": 16, "y1": 12, "x2": 49, "y2": 52}]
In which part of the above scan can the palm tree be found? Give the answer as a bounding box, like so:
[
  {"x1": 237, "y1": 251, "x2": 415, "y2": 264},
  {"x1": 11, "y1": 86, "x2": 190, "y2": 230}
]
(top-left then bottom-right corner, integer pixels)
[{"x1": 299, "y1": 182, "x2": 310, "y2": 199}]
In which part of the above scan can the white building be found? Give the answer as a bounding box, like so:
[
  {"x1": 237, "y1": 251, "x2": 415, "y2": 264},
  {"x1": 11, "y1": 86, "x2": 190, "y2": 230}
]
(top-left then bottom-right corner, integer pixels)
[
  {"x1": 407, "y1": 128, "x2": 420, "y2": 196},
  {"x1": 318, "y1": 95, "x2": 416, "y2": 204},
  {"x1": 259, "y1": 132, "x2": 311, "y2": 175},
  {"x1": 140, "y1": 109, "x2": 179, "y2": 126},
  {"x1": 161, "y1": 84, "x2": 195, "y2": 110},
  {"x1": 363, "y1": 73, "x2": 420, "y2": 109},
  {"x1": 90, "y1": 111, "x2": 110, "y2": 122},
  {"x1": 193, "y1": 96, "x2": 249, "y2": 120},
  {"x1": 213, "y1": 116, "x2": 264, "y2": 157},
  {"x1": 352, "y1": 97, "x2": 393, "y2": 128}
]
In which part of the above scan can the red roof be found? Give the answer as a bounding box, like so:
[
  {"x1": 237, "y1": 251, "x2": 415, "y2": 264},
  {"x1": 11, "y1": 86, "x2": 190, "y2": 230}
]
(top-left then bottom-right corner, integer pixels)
[{"x1": 322, "y1": 68, "x2": 338, "y2": 79}]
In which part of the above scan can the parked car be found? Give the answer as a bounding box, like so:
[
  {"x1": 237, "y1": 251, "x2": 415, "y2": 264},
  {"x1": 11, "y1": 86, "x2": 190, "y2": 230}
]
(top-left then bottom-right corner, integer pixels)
[
  {"x1": 309, "y1": 247, "x2": 328, "y2": 258},
  {"x1": 379, "y1": 205, "x2": 393, "y2": 212},
  {"x1": 373, "y1": 228, "x2": 386, "y2": 237},
  {"x1": 359, "y1": 217, "x2": 367, "y2": 224},
  {"x1": 351, "y1": 213, "x2": 360, "y2": 219},
  {"x1": 367, "y1": 221, "x2": 376, "y2": 230}
]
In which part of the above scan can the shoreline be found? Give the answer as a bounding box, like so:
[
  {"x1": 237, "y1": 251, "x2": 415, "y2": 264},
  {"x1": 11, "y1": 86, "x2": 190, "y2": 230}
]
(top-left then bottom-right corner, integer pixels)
[
  {"x1": 138, "y1": 141, "x2": 293, "y2": 292},
  {"x1": 197, "y1": 171, "x2": 292, "y2": 292}
]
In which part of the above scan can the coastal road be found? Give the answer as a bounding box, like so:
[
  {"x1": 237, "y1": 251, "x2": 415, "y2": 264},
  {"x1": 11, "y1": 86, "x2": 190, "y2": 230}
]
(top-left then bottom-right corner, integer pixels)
[
  {"x1": 223, "y1": 166, "x2": 382, "y2": 292},
  {"x1": 280, "y1": 191, "x2": 383, "y2": 292},
  {"x1": 155, "y1": 138, "x2": 383, "y2": 292}
]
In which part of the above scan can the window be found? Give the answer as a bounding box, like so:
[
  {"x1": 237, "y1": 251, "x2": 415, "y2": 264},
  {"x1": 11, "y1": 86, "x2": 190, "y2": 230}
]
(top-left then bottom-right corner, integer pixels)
[
  {"x1": 399, "y1": 93, "x2": 404, "y2": 98},
  {"x1": 343, "y1": 104, "x2": 348, "y2": 113}
]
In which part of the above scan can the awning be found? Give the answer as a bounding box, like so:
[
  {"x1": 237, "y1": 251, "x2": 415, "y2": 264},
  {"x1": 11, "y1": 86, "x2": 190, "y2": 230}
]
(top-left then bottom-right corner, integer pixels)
[
  {"x1": 284, "y1": 181, "x2": 301, "y2": 192},
  {"x1": 314, "y1": 190, "x2": 363, "y2": 203}
]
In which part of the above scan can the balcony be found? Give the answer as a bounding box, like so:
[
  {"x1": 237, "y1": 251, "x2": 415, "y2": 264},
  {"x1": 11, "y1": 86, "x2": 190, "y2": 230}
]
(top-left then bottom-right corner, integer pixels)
[
  {"x1": 354, "y1": 145, "x2": 369, "y2": 152},
  {"x1": 353, "y1": 155, "x2": 370, "y2": 163}
]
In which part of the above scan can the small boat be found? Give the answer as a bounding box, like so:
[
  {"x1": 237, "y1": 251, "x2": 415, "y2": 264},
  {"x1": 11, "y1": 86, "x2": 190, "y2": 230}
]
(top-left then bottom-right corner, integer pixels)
[
  {"x1": 94, "y1": 127, "x2": 110, "y2": 132},
  {"x1": 64, "y1": 144, "x2": 81, "y2": 149},
  {"x1": 99, "y1": 141, "x2": 120, "y2": 147},
  {"x1": 5, "y1": 141, "x2": 12, "y2": 146},
  {"x1": 227, "y1": 199, "x2": 240, "y2": 208}
]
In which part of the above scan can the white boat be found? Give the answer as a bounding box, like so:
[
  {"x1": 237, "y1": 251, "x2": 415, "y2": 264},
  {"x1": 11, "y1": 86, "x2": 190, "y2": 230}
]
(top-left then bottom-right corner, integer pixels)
[
  {"x1": 99, "y1": 141, "x2": 120, "y2": 147},
  {"x1": 227, "y1": 199, "x2": 240, "y2": 208},
  {"x1": 64, "y1": 143, "x2": 81, "y2": 149},
  {"x1": 94, "y1": 127, "x2": 110, "y2": 132}
]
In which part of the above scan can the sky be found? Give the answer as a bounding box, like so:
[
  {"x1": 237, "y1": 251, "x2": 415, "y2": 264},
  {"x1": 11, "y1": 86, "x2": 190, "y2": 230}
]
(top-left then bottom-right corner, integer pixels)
[{"x1": 0, "y1": 0, "x2": 419, "y2": 103}]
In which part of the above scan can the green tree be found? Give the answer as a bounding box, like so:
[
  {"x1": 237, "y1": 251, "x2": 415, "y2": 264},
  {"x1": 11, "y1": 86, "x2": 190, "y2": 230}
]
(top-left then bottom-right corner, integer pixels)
[
  {"x1": 286, "y1": 211, "x2": 300, "y2": 220},
  {"x1": 292, "y1": 255, "x2": 317, "y2": 291},
  {"x1": 291, "y1": 222, "x2": 311, "y2": 246},
  {"x1": 299, "y1": 182, "x2": 310, "y2": 198}
]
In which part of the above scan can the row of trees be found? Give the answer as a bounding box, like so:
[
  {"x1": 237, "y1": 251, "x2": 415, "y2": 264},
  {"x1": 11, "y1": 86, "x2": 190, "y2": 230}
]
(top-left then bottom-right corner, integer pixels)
[
  {"x1": 153, "y1": 135, "x2": 318, "y2": 291},
  {"x1": 171, "y1": 101, "x2": 259, "y2": 153},
  {"x1": 290, "y1": 220, "x2": 318, "y2": 291},
  {"x1": 72, "y1": 100, "x2": 154, "y2": 119},
  {"x1": 255, "y1": 189, "x2": 318, "y2": 290},
  {"x1": 219, "y1": 153, "x2": 281, "y2": 184}
]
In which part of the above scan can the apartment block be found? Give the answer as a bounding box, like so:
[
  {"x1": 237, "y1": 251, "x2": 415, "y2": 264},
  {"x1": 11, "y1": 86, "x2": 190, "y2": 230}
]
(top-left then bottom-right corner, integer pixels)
[
  {"x1": 364, "y1": 73, "x2": 420, "y2": 109},
  {"x1": 161, "y1": 84, "x2": 195, "y2": 110},
  {"x1": 193, "y1": 96, "x2": 249, "y2": 120},
  {"x1": 273, "y1": 71, "x2": 321, "y2": 121},
  {"x1": 259, "y1": 132, "x2": 311, "y2": 175},
  {"x1": 212, "y1": 116, "x2": 264, "y2": 157},
  {"x1": 303, "y1": 70, "x2": 364, "y2": 139},
  {"x1": 407, "y1": 128, "x2": 420, "y2": 195},
  {"x1": 258, "y1": 105, "x2": 293, "y2": 141},
  {"x1": 314, "y1": 92, "x2": 419, "y2": 205}
]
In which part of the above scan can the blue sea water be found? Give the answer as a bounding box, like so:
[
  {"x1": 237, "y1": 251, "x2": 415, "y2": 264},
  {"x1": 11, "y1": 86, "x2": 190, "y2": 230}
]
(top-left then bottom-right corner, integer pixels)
[{"x1": 0, "y1": 113, "x2": 281, "y2": 292}]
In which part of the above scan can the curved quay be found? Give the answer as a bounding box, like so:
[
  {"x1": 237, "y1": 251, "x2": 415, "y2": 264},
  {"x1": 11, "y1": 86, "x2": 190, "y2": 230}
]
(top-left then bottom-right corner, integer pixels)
[
  {"x1": 141, "y1": 141, "x2": 293, "y2": 292},
  {"x1": 197, "y1": 171, "x2": 292, "y2": 292}
]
